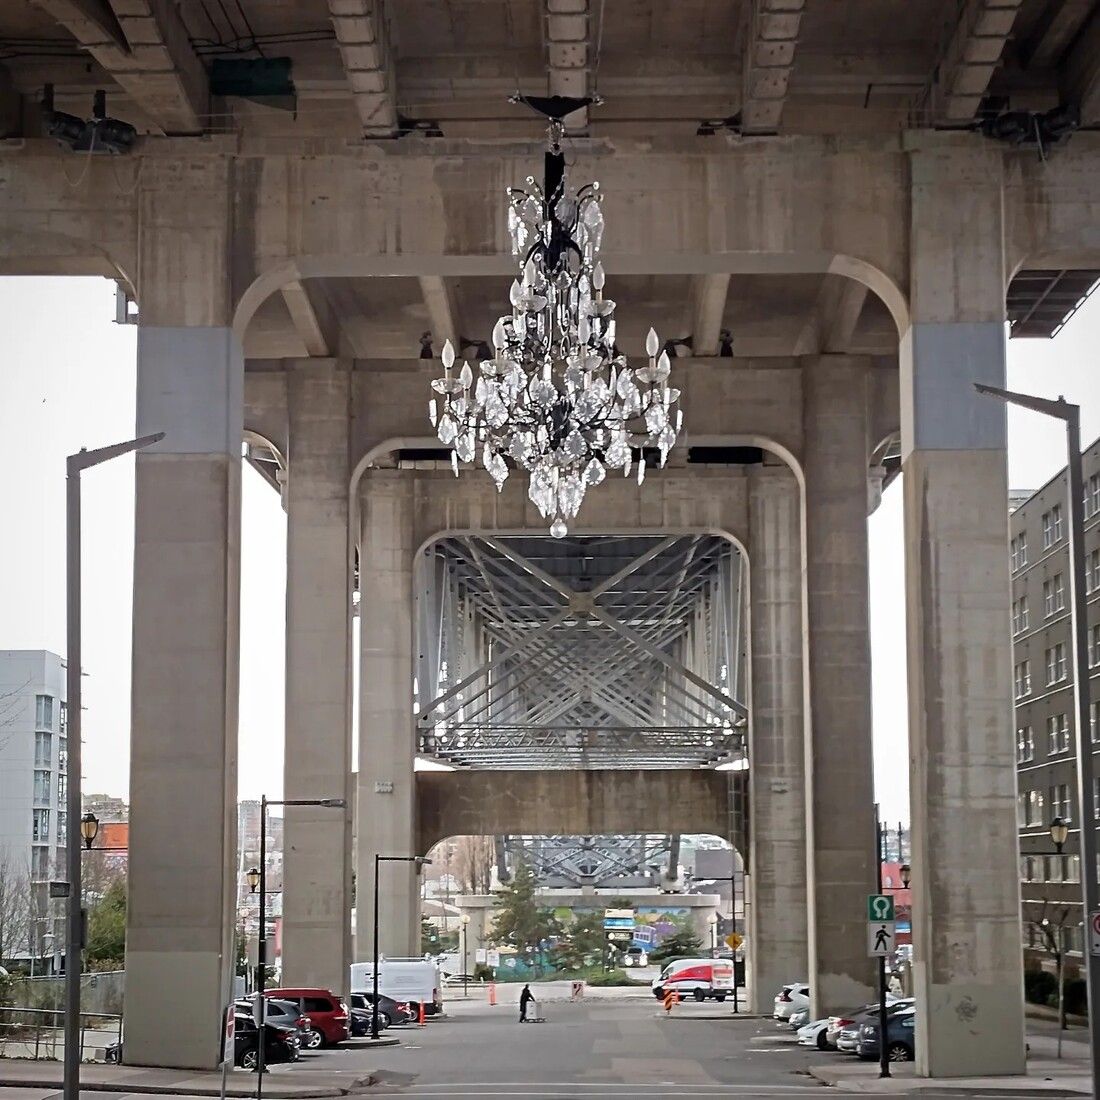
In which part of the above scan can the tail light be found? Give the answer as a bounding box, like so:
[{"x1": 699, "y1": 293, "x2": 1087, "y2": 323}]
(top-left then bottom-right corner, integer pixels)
[
  {"x1": 339, "y1": 1001, "x2": 348, "y2": 1013},
  {"x1": 838, "y1": 1018, "x2": 853, "y2": 1028}
]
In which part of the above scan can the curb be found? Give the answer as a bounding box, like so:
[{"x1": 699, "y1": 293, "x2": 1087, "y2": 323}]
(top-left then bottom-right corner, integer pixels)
[{"x1": 0, "y1": 1071, "x2": 380, "y2": 1098}]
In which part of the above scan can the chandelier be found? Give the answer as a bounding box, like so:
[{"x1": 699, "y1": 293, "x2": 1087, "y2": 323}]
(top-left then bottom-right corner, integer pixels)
[{"x1": 428, "y1": 114, "x2": 682, "y2": 538}]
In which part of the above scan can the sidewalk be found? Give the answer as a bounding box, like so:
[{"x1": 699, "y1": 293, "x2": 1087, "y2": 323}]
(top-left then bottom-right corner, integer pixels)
[
  {"x1": 807, "y1": 1031, "x2": 1092, "y2": 1095},
  {"x1": 0, "y1": 1058, "x2": 379, "y2": 1098}
]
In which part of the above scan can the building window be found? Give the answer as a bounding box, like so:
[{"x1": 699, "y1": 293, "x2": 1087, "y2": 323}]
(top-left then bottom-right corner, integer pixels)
[
  {"x1": 57, "y1": 812, "x2": 67, "y2": 846},
  {"x1": 1043, "y1": 505, "x2": 1064, "y2": 548},
  {"x1": 1048, "y1": 713, "x2": 1071, "y2": 754},
  {"x1": 1051, "y1": 782, "x2": 1072, "y2": 821},
  {"x1": 32, "y1": 808, "x2": 50, "y2": 842},
  {"x1": 1046, "y1": 854, "x2": 1063, "y2": 882},
  {"x1": 1094, "y1": 776, "x2": 1100, "y2": 818},
  {"x1": 1046, "y1": 643, "x2": 1068, "y2": 685},
  {"x1": 1090, "y1": 623, "x2": 1100, "y2": 668},
  {"x1": 58, "y1": 737, "x2": 67, "y2": 774},
  {"x1": 1011, "y1": 533, "x2": 1029, "y2": 572},
  {"x1": 1017, "y1": 726, "x2": 1035, "y2": 763},
  {"x1": 57, "y1": 773, "x2": 66, "y2": 802},
  {"x1": 1088, "y1": 550, "x2": 1100, "y2": 595},
  {"x1": 1044, "y1": 574, "x2": 1066, "y2": 617},
  {"x1": 34, "y1": 731, "x2": 51, "y2": 768},
  {"x1": 35, "y1": 694, "x2": 54, "y2": 730},
  {"x1": 33, "y1": 770, "x2": 51, "y2": 804},
  {"x1": 31, "y1": 845, "x2": 49, "y2": 879},
  {"x1": 1093, "y1": 701, "x2": 1100, "y2": 744},
  {"x1": 1020, "y1": 788, "x2": 1045, "y2": 826},
  {"x1": 1012, "y1": 596, "x2": 1030, "y2": 635},
  {"x1": 59, "y1": 701, "x2": 67, "y2": 735},
  {"x1": 1087, "y1": 474, "x2": 1100, "y2": 518},
  {"x1": 1015, "y1": 660, "x2": 1032, "y2": 698}
]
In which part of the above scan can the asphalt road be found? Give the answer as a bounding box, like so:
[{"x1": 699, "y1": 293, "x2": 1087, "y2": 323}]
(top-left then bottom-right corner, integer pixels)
[{"x1": 284, "y1": 997, "x2": 1073, "y2": 1098}]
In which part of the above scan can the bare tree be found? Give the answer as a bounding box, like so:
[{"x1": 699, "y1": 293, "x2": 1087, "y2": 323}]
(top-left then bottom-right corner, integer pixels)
[
  {"x1": 0, "y1": 677, "x2": 30, "y2": 754},
  {"x1": 453, "y1": 835, "x2": 494, "y2": 895},
  {"x1": 0, "y1": 854, "x2": 33, "y2": 967},
  {"x1": 1024, "y1": 897, "x2": 1076, "y2": 1035}
]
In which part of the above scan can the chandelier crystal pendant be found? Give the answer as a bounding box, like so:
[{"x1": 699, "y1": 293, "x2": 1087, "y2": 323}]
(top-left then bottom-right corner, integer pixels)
[{"x1": 428, "y1": 117, "x2": 682, "y2": 538}]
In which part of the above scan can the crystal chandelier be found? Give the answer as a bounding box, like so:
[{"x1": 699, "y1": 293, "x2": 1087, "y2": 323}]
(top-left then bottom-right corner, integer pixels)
[{"x1": 428, "y1": 118, "x2": 682, "y2": 538}]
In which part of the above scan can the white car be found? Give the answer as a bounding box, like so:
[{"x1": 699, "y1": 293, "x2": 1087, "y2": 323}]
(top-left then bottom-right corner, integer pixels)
[
  {"x1": 774, "y1": 982, "x2": 810, "y2": 1021},
  {"x1": 797, "y1": 1018, "x2": 832, "y2": 1051}
]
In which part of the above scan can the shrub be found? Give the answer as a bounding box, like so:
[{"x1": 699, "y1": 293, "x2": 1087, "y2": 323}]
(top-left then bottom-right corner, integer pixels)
[
  {"x1": 1024, "y1": 969, "x2": 1057, "y2": 1006},
  {"x1": 1065, "y1": 978, "x2": 1088, "y2": 1016}
]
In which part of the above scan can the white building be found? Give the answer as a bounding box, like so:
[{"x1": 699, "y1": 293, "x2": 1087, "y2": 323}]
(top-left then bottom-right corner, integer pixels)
[{"x1": 0, "y1": 650, "x2": 67, "y2": 967}]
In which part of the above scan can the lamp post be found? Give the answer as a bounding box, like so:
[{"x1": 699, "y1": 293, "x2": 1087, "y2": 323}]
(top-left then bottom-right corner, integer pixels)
[
  {"x1": 976, "y1": 383, "x2": 1098, "y2": 1092},
  {"x1": 461, "y1": 914, "x2": 471, "y2": 998},
  {"x1": 708, "y1": 912, "x2": 718, "y2": 957},
  {"x1": 250, "y1": 798, "x2": 345, "y2": 1097},
  {"x1": 64, "y1": 432, "x2": 163, "y2": 1100},
  {"x1": 372, "y1": 854, "x2": 432, "y2": 1040},
  {"x1": 875, "y1": 807, "x2": 891, "y2": 1079}
]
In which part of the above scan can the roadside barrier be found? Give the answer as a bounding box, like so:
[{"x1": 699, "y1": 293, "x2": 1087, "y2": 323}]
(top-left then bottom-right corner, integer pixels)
[
  {"x1": 488, "y1": 982, "x2": 497, "y2": 1006},
  {"x1": 663, "y1": 989, "x2": 679, "y2": 1015},
  {"x1": 418, "y1": 1002, "x2": 426, "y2": 1027}
]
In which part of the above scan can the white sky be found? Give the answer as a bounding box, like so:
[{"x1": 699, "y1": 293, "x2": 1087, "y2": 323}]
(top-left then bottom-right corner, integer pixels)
[{"x1": 0, "y1": 276, "x2": 1097, "y2": 821}]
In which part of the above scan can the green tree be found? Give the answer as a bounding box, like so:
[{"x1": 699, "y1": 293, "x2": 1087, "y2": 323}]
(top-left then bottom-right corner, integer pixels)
[
  {"x1": 85, "y1": 879, "x2": 126, "y2": 969},
  {"x1": 421, "y1": 916, "x2": 440, "y2": 955},
  {"x1": 650, "y1": 928, "x2": 703, "y2": 964},
  {"x1": 553, "y1": 911, "x2": 607, "y2": 970},
  {"x1": 491, "y1": 860, "x2": 560, "y2": 966}
]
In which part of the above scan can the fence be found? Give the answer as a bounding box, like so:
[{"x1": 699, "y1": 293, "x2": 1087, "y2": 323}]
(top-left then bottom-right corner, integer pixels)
[{"x1": 0, "y1": 1006, "x2": 123, "y2": 1062}]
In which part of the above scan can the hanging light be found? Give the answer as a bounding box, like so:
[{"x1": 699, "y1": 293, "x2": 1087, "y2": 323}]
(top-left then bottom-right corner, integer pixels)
[
  {"x1": 429, "y1": 116, "x2": 682, "y2": 537},
  {"x1": 80, "y1": 812, "x2": 100, "y2": 850},
  {"x1": 246, "y1": 866, "x2": 261, "y2": 894}
]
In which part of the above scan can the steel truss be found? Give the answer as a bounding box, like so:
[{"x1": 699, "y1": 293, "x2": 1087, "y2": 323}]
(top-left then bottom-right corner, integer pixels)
[
  {"x1": 502, "y1": 834, "x2": 679, "y2": 889},
  {"x1": 415, "y1": 534, "x2": 746, "y2": 769}
]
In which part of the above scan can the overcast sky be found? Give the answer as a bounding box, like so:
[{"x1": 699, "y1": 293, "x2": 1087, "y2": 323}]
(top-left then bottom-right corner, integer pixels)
[{"x1": 1, "y1": 276, "x2": 1097, "y2": 821}]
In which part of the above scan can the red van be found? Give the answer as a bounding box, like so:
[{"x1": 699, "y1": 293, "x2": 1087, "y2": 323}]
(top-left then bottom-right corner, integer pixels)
[
  {"x1": 651, "y1": 958, "x2": 735, "y2": 1002},
  {"x1": 264, "y1": 988, "x2": 349, "y2": 1048}
]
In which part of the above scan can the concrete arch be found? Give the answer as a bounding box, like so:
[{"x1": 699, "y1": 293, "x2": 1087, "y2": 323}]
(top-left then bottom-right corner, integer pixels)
[{"x1": 0, "y1": 228, "x2": 135, "y2": 292}]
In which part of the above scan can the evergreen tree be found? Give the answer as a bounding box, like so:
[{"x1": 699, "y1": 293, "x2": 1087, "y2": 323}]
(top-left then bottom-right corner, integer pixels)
[
  {"x1": 553, "y1": 911, "x2": 607, "y2": 970},
  {"x1": 650, "y1": 927, "x2": 703, "y2": 963},
  {"x1": 85, "y1": 879, "x2": 126, "y2": 969},
  {"x1": 491, "y1": 859, "x2": 560, "y2": 963}
]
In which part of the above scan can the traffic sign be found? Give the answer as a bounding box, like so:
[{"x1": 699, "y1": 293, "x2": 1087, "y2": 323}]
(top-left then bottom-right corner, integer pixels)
[
  {"x1": 725, "y1": 932, "x2": 743, "y2": 950},
  {"x1": 867, "y1": 894, "x2": 895, "y2": 922},
  {"x1": 867, "y1": 921, "x2": 896, "y2": 958},
  {"x1": 1089, "y1": 911, "x2": 1100, "y2": 956}
]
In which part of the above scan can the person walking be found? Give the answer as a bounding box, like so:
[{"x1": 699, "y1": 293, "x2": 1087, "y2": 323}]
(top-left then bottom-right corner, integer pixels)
[{"x1": 519, "y1": 983, "x2": 534, "y2": 1023}]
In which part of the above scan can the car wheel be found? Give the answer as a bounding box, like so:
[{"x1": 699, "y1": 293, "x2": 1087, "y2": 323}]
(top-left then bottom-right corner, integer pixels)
[
  {"x1": 714, "y1": 995, "x2": 726, "y2": 1003},
  {"x1": 693, "y1": 989, "x2": 706, "y2": 1002},
  {"x1": 377, "y1": 1012, "x2": 393, "y2": 1029},
  {"x1": 888, "y1": 1041, "x2": 912, "y2": 1062},
  {"x1": 816, "y1": 1030, "x2": 830, "y2": 1051},
  {"x1": 303, "y1": 1028, "x2": 325, "y2": 1050},
  {"x1": 240, "y1": 1049, "x2": 258, "y2": 1071}
]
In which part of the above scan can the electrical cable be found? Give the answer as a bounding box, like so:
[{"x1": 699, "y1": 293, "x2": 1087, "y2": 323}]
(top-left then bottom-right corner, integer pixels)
[{"x1": 231, "y1": 0, "x2": 267, "y2": 57}]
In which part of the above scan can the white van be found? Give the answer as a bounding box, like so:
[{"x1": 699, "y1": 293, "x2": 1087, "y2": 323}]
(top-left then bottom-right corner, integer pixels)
[
  {"x1": 651, "y1": 958, "x2": 735, "y2": 1002},
  {"x1": 351, "y1": 958, "x2": 443, "y2": 1015}
]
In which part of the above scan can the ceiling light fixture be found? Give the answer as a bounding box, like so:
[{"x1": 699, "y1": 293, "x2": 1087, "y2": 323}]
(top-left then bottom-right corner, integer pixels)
[{"x1": 428, "y1": 99, "x2": 682, "y2": 538}]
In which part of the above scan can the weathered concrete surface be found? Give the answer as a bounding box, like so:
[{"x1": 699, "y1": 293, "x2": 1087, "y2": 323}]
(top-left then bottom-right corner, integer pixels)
[
  {"x1": 747, "y1": 465, "x2": 809, "y2": 1014},
  {"x1": 903, "y1": 146, "x2": 1025, "y2": 1078},
  {"x1": 416, "y1": 769, "x2": 734, "y2": 851},
  {"x1": 803, "y1": 356, "x2": 877, "y2": 1017},
  {"x1": 281, "y1": 361, "x2": 353, "y2": 993}
]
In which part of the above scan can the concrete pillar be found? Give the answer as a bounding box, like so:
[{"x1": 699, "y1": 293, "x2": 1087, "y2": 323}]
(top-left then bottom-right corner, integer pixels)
[
  {"x1": 281, "y1": 361, "x2": 353, "y2": 993},
  {"x1": 125, "y1": 161, "x2": 240, "y2": 1070},
  {"x1": 357, "y1": 472, "x2": 419, "y2": 959},
  {"x1": 903, "y1": 146, "x2": 1024, "y2": 1076},
  {"x1": 803, "y1": 356, "x2": 877, "y2": 1016},
  {"x1": 747, "y1": 465, "x2": 809, "y2": 1012}
]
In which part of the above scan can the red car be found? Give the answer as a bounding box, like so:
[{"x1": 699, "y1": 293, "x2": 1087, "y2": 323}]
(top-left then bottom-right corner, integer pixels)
[{"x1": 264, "y1": 988, "x2": 349, "y2": 1049}]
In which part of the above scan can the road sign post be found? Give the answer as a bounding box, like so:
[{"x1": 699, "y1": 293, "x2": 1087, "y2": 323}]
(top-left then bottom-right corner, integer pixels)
[{"x1": 1089, "y1": 911, "x2": 1100, "y2": 957}]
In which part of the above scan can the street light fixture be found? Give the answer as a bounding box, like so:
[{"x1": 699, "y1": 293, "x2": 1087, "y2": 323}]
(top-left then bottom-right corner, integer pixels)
[
  {"x1": 64, "y1": 431, "x2": 163, "y2": 1100},
  {"x1": 372, "y1": 854, "x2": 432, "y2": 1040},
  {"x1": 976, "y1": 382, "x2": 1098, "y2": 1092},
  {"x1": 1050, "y1": 816, "x2": 1070, "y2": 854},
  {"x1": 707, "y1": 912, "x2": 718, "y2": 957},
  {"x1": 461, "y1": 913, "x2": 471, "y2": 1000},
  {"x1": 253, "y1": 797, "x2": 346, "y2": 1098},
  {"x1": 246, "y1": 867, "x2": 261, "y2": 894},
  {"x1": 79, "y1": 813, "x2": 99, "y2": 850},
  {"x1": 899, "y1": 863, "x2": 911, "y2": 890}
]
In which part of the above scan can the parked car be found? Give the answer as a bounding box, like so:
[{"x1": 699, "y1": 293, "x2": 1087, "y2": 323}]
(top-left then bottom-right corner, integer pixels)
[
  {"x1": 788, "y1": 1007, "x2": 810, "y2": 1030},
  {"x1": 652, "y1": 958, "x2": 735, "y2": 1002},
  {"x1": 265, "y1": 988, "x2": 348, "y2": 1048},
  {"x1": 441, "y1": 972, "x2": 476, "y2": 987},
  {"x1": 235, "y1": 997, "x2": 308, "y2": 1039},
  {"x1": 796, "y1": 1018, "x2": 833, "y2": 1051},
  {"x1": 857, "y1": 1007, "x2": 915, "y2": 1062},
  {"x1": 350, "y1": 959, "x2": 443, "y2": 1016},
  {"x1": 351, "y1": 991, "x2": 414, "y2": 1028},
  {"x1": 833, "y1": 1000, "x2": 913, "y2": 1053},
  {"x1": 823, "y1": 997, "x2": 908, "y2": 1049},
  {"x1": 349, "y1": 1006, "x2": 388, "y2": 1037},
  {"x1": 233, "y1": 1014, "x2": 300, "y2": 1070},
  {"x1": 773, "y1": 982, "x2": 810, "y2": 1021},
  {"x1": 621, "y1": 946, "x2": 649, "y2": 968}
]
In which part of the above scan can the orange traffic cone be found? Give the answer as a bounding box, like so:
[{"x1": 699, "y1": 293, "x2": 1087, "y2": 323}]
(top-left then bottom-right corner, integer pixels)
[
  {"x1": 488, "y1": 982, "x2": 497, "y2": 1006},
  {"x1": 418, "y1": 1002, "x2": 426, "y2": 1028}
]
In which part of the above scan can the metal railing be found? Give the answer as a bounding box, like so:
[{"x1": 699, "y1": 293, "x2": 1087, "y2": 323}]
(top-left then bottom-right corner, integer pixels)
[{"x1": 0, "y1": 1006, "x2": 122, "y2": 1062}]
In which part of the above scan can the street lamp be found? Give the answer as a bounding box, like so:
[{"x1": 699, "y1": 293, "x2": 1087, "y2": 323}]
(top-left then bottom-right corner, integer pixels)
[
  {"x1": 80, "y1": 813, "x2": 98, "y2": 850},
  {"x1": 975, "y1": 383, "x2": 1099, "y2": 1093},
  {"x1": 253, "y1": 797, "x2": 346, "y2": 1097},
  {"x1": 372, "y1": 854, "x2": 432, "y2": 1040},
  {"x1": 708, "y1": 912, "x2": 718, "y2": 957},
  {"x1": 246, "y1": 867, "x2": 261, "y2": 894},
  {"x1": 1050, "y1": 816, "x2": 1070, "y2": 854},
  {"x1": 64, "y1": 431, "x2": 163, "y2": 1100},
  {"x1": 899, "y1": 864, "x2": 911, "y2": 890},
  {"x1": 461, "y1": 914, "x2": 471, "y2": 999}
]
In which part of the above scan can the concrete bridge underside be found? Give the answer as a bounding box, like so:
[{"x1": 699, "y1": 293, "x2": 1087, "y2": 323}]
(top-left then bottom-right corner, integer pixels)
[{"x1": 7, "y1": 0, "x2": 1100, "y2": 1074}]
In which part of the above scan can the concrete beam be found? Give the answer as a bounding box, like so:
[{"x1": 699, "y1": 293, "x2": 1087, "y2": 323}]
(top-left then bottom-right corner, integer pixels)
[
  {"x1": 690, "y1": 274, "x2": 731, "y2": 356},
  {"x1": 545, "y1": 0, "x2": 591, "y2": 130},
  {"x1": 932, "y1": 0, "x2": 1024, "y2": 123},
  {"x1": 1063, "y1": 5, "x2": 1100, "y2": 123},
  {"x1": 1027, "y1": 0, "x2": 1094, "y2": 67},
  {"x1": 741, "y1": 0, "x2": 806, "y2": 134},
  {"x1": 32, "y1": 0, "x2": 207, "y2": 134},
  {"x1": 328, "y1": 0, "x2": 399, "y2": 137},
  {"x1": 281, "y1": 279, "x2": 339, "y2": 358},
  {"x1": 794, "y1": 275, "x2": 869, "y2": 354},
  {"x1": 417, "y1": 770, "x2": 731, "y2": 851},
  {"x1": 417, "y1": 275, "x2": 460, "y2": 353}
]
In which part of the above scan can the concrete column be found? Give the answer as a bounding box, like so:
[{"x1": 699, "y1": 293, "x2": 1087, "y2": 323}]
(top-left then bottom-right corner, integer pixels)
[
  {"x1": 803, "y1": 356, "x2": 877, "y2": 1016},
  {"x1": 747, "y1": 465, "x2": 809, "y2": 1013},
  {"x1": 902, "y1": 146, "x2": 1024, "y2": 1077},
  {"x1": 125, "y1": 161, "x2": 240, "y2": 1070},
  {"x1": 281, "y1": 361, "x2": 353, "y2": 992},
  {"x1": 357, "y1": 472, "x2": 419, "y2": 959}
]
